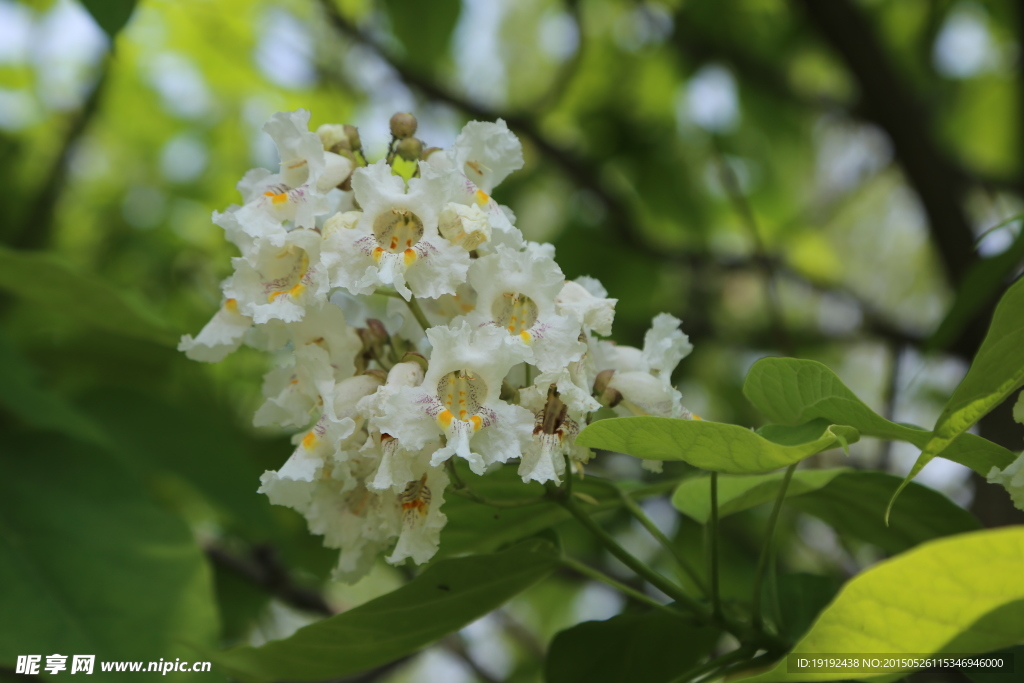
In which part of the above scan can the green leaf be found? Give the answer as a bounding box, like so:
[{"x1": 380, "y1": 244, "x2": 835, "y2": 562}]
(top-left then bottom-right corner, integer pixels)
[
  {"x1": 438, "y1": 465, "x2": 620, "y2": 560},
  {"x1": 381, "y1": 0, "x2": 460, "y2": 70},
  {"x1": 0, "y1": 434, "x2": 219, "y2": 680},
  {"x1": 929, "y1": 215, "x2": 1024, "y2": 351},
  {"x1": 904, "y1": 277, "x2": 1024, "y2": 505},
  {"x1": 576, "y1": 417, "x2": 859, "y2": 474},
  {"x1": 79, "y1": 0, "x2": 138, "y2": 39},
  {"x1": 773, "y1": 574, "x2": 842, "y2": 644},
  {"x1": 0, "y1": 332, "x2": 107, "y2": 446},
  {"x1": 963, "y1": 645, "x2": 1024, "y2": 683},
  {"x1": 0, "y1": 245, "x2": 177, "y2": 346},
  {"x1": 672, "y1": 469, "x2": 849, "y2": 523},
  {"x1": 545, "y1": 611, "x2": 720, "y2": 683},
  {"x1": 213, "y1": 539, "x2": 560, "y2": 683},
  {"x1": 742, "y1": 357, "x2": 1016, "y2": 475},
  {"x1": 79, "y1": 387, "x2": 279, "y2": 542},
  {"x1": 736, "y1": 527, "x2": 1024, "y2": 682},
  {"x1": 673, "y1": 469, "x2": 979, "y2": 554}
]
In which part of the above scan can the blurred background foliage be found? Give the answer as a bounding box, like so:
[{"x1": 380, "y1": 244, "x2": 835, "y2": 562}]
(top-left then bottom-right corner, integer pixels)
[{"x1": 2, "y1": 0, "x2": 1024, "y2": 681}]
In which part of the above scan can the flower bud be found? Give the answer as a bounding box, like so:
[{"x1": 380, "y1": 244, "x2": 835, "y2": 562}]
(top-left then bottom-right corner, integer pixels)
[
  {"x1": 363, "y1": 369, "x2": 389, "y2": 384},
  {"x1": 438, "y1": 203, "x2": 491, "y2": 251},
  {"x1": 387, "y1": 359, "x2": 425, "y2": 388},
  {"x1": 389, "y1": 112, "x2": 418, "y2": 139},
  {"x1": 317, "y1": 123, "x2": 351, "y2": 153},
  {"x1": 593, "y1": 369, "x2": 622, "y2": 408},
  {"x1": 358, "y1": 319, "x2": 389, "y2": 353},
  {"x1": 395, "y1": 137, "x2": 423, "y2": 161},
  {"x1": 398, "y1": 351, "x2": 429, "y2": 375},
  {"x1": 322, "y1": 210, "x2": 362, "y2": 238},
  {"x1": 344, "y1": 124, "x2": 362, "y2": 151}
]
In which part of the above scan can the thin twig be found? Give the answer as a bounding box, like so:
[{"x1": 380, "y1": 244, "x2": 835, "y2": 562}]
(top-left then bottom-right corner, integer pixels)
[
  {"x1": 713, "y1": 140, "x2": 794, "y2": 356},
  {"x1": 561, "y1": 556, "x2": 685, "y2": 617},
  {"x1": 708, "y1": 471, "x2": 721, "y2": 620},
  {"x1": 618, "y1": 488, "x2": 708, "y2": 595},
  {"x1": 557, "y1": 494, "x2": 711, "y2": 619},
  {"x1": 751, "y1": 464, "x2": 797, "y2": 632},
  {"x1": 205, "y1": 543, "x2": 334, "y2": 616}
]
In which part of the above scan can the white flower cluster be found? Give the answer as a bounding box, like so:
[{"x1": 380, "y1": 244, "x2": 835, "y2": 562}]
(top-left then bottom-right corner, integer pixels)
[
  {"x1": 181, "y1": 110, "x2": 695, "y2": 581},
  {"x1": 987, "y1": 391, "x2": 1024, "y2": 511}
]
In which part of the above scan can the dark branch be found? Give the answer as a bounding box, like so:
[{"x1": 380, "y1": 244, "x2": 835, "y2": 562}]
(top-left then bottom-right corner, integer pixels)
[
  {"x1": 316, "y1": 0, "x2": 653, "y2": 257},
  {"x1": 205, "y1": 543, "x2": 334, "y2": 616},
  {"x1": 14, "y1": 59, "x2": 111, "y2": 251},
  {"x1": 794, "y1": 0, "x2": 977, "y2": 287}
]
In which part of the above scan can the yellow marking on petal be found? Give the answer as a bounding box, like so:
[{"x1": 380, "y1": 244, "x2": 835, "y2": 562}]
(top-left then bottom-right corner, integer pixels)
[
  {"x1": 692, "y1": 414, "x2": 703, "y2": 421},
  {"x1": 224, "y1": 298, "x2": 238, "y2": 313},
  {"x1": 264, "y1": 191, "x2": 289, "y2": 205},
  {"x1": 268, "y1": 291, "x2": 283, "y2": 302},
  {"x1": 438, "y1": 410, "x2": 453, "y2": 428},
  {"x1": 459, "y1": 409, "x2": 467, "y2": 419},
  {"x1": 519, "y1": 330, "x2": 532, "y2": 343},
  {"x1": 474, "y1": 188, "x2": 490, "y2": 205},
  {"x1": 372, "y1": 246, "x2": 385, "y2": 263},
  {"x1": 288, "y1": 283, "x2": 305, "y2": 298},
  {"x1": 301, "y1": 431, "x2": 318, "y2": 449},
  {"x1": 470, "y1": 415, "x2": 483, "y2": 431},
  {"x1": 403, "y1": 248, "x2": 417, "y2": 266}
]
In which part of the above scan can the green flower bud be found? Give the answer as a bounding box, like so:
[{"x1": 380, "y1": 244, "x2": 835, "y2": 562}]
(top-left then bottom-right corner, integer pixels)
[
  {"x1": 344, "y1": 124, "x2": 362, "y2": 151},
  {"x1": 389, "y1": 112, "x2": 418, "y2": 139},
  {"x1": 395, "y1": 137, "x2": 424, "y2": 161}
]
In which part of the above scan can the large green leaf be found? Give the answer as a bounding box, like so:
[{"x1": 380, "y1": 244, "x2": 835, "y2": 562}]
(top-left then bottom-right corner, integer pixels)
[
  {"x1": 544, "y1": 611, "x2": 720, "y2": 683},
  {"x1": 929, "y1": 215, "x2": 1024, "y2": 351},
  {"x1": 381, "y1": 0, "x2": 461, "y2": 69},
  {"x1": 576, "y1": 417, "x2": 859, "y2": 474},
  {"x1": 673, "y1": 469, "x2": 979, "y2": 554},
  {"x1": 79, "y1": 387, "x2": 279, "y2": 541},
  {"x1": 737, "y1": 527, "x2": 1024, "y2": 682},
  {"x1": 905, "y1": 277, "x2": 1024, "y2": 501},
  {"x1": 0, "y1": 333, "x2": 107, "y2": 446},
  {"x1": 80, "y1": 0, "x2": 139, "y2": 39},
  {"x1": 213, "y1": 539, "x2": 560, "y2": 683},
  {"x1": 0, "y1": 434, "x2": 220, "y2": 681},
  {"x1": 0, "y1": 245, "x2": 177, "y2": 346},
  {"x1": 742, "y1": 357, "x2": 1016, "y2": 475}
]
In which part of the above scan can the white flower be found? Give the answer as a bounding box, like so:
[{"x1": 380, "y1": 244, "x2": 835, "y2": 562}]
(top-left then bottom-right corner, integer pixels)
[
  {"x1": 322, "y1": 161, "x2": 470, "y2": 300},
  {"x1": 228, "y1": 111, "x2": 334, "y2": 243},
  {"x1": 253, "y1": 303, "x2": 363, "y2": 428},
  {"x1": 461, "y1": 244, "x2": 585, "y2": 373},
  {"x1": 986, "y1": 391, "x2": 1024, "y2": 511},
  {"x1": 438, "y1": 203, "x2": 491, "y2": 251},
  {"x1": 178, "y1": 298, "x2": 252, "y2": 362},
  {"x1": 517, "y1": 370, "x2": 600, "y2": 484},
  {"x1": 257, "y1": 410, "x2": 360, "y2": 512},
  {"x1": 223, "y1": 228, "x2": 327, "y2": 325},
  {"x1": 557, "y1": 276, "x2": 617, "y2": 337},
  {"x1": 372, "y1": 322, "x2": 533, "y2": 474},
  {"x1": 452, "y1": 119, "x2": 524, "y2": 194},
  {"x1": 388, "y1": 463, "x2": 449, "y2": 565}
]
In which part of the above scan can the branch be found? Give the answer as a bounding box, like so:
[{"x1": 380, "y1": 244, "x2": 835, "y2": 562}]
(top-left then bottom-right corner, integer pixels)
[
  {"x1": 794, "y1": 0, "x2": 977, "y2": 287},
  {"x1": 316, "y1": 0, "x2": 653, "y2": 256},
  {"x1": 14, "y1": 58, "x2": 111, "y2": 250},
  {"x1": 205, "y1": 543, "x2": 334, "y2": 616}
]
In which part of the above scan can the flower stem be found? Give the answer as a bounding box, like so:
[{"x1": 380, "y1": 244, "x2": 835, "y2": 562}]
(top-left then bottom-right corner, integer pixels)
[
  {"x1": 406, "y1": 295, "x2": 432, "y2": 332},
  {"x1": 445, "y1": 461, "x2": 546, "y2": 508},
  {"x1": 561, "y1": 556, "x2": 686, "y2": 618},
  {"x1": 709, "y1": 471, "x2": 721, "y2": 620},
  {"x1": 556, "y1": 494, "x2": 711, "y2": 620},
  {"x1": 667, "y1": 644, "x2": 756, "y2": 683},
  {"x1": 752, "y1": 463, "x2": 797, "y2": 632},
  {"x1": 617, "y1": 488, "x2": 708, "y2": 596}
]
